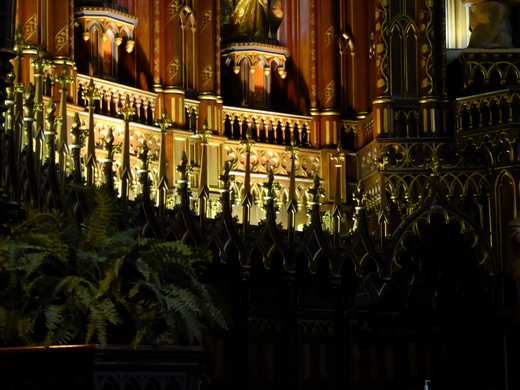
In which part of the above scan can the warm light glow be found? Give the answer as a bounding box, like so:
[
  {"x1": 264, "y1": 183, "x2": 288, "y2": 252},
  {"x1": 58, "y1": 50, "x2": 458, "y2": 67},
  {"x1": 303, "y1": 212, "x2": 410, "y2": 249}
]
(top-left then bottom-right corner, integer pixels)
[
  {"x1": 264, "y1": 66, "x2": 270, "y2": 76},
  {"x1": 102, "y1": 32, "x2": 109, "y2": 42},
  {"x1": 446, "y1": 0, "x2": 470, "y2": 48},
  {"x1": 115, "y1": 37, "x2": 123, "y2": 46},
  {"x1": 125, "y1": 40, "x2": 135, "y2": 53},
  {"x1": 82, "y1": 32, "x2": 90, "y2": 42},
  {"x1": 233, "y1": 65, "x2": 240, "y2": 74},
  {"x1": 277, "y1": 67, "x2": 287, "y2": 79}
]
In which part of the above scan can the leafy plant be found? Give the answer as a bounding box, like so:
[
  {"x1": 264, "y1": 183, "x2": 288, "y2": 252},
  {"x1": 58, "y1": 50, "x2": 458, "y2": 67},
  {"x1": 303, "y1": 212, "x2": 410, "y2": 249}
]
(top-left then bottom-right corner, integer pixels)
[{"x1": 0, "y1": 189, "x2": 226, "y2": 348}]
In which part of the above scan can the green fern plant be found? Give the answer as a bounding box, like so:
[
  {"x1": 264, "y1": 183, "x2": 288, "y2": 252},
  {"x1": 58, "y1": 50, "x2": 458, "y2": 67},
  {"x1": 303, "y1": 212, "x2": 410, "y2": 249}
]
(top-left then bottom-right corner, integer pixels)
[{"x1": 0, "y1": 189, "x2": 226, "y2": 348}]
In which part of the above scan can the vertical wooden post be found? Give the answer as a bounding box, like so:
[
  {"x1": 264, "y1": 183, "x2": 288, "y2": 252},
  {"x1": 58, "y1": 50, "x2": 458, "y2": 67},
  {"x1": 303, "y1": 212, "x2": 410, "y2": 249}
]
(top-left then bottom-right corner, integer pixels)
[
  {"x1": 118, "y1": 94, "x2": 136, "y2": 216},
  {"x1": 155, "y1": 107, "x2": 173, "y2": 219},
  {"x1": 286, "y1": 136, "x2": 299, "y2": 242},
  {"x1": 55, "y1": 63, "x2": 74, "y2": 189},
  {"x1": 83, "y1": 78, "x2": 100, "y2": 186},
  {"x1": 241, "y1": 125, "x2": 255, "y2": 236}
]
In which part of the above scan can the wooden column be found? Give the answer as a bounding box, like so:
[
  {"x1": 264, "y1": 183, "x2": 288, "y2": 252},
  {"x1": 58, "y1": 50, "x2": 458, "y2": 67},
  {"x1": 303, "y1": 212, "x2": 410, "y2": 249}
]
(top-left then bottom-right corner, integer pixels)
[
  {"x1": 372, "y1": 0, "x2": 393, "y2": 138},
  {"x1": 418, "y1": 0, "x2": 449, "y2": 136},
  {"x1": 197, "y1": 0, "x2": 222, "y2": 133},
  {"x1": 317, "y1": 0, "x2": 341, "y2": 147}
]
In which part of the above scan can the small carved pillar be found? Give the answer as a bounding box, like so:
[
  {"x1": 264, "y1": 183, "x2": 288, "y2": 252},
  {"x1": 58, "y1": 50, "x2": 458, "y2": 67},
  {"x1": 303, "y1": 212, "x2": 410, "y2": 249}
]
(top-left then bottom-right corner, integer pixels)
[
  {"x1": 241, "y1": 126, "x2": 255, "y2": 236},
  {"x1": 102, "y1": 127, "x2": 117, "y2": 190},
  {"x1": 55, "y1": 63, "x2": 74, "y2": 189},
  {"x1": 197, "y1": 121, "x2": 212, "y2": 226},
  {"x1": 307, "y1": 174, "x2": 325, "y2": 229},
  {"x1": 4, "y1": 71, "x2": 17, "y2": 200},
  {"x1": 286, "y1": 136, "x2": 299, "y2": 242},
  {"x1": 176, "y1": 150, "x2": 193, "y2": 210},
  {"x1": 70, "y1": 112, "x2": 86, "y2": 185},
  {"x1": 13, "y1": 26, "x2": 31, "y2": 160},
  {"x1": 155, "y1": 107, "x2": 173, "y2": 219},
  {"x1": 22, "y1": 83, "x2": 38, "y2": 205},
  {"x1": 331, "y1": 144, "x2": 345, "y2": 246},
  {"x1": 83, "y1": 78, "x2": 101, "y2": 186},
  {"x1": 118, "y1": 95, "x2": 136, "y2": 215},
  {"x1": 31, "y1": 46, "x2": 51, "y2": 173},
  {"x1": 44, "y1": 98, "x2": 59, "y2": 203},
  {"x1": 219, "y1": 161, "x2": 235, "y2": 225}
]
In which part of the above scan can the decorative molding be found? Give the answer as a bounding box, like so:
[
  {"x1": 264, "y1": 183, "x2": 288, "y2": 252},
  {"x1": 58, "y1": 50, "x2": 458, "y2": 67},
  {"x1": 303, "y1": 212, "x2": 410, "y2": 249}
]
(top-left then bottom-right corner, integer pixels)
[
  {"x1": 55, "y1": 25, "x2": 69, "y2": 53},
  {"x1": 167, "y1": 0, "x2": 181, "y2": 23},
  {"x1": 200, "y1": 65, "x2": 213, "y2": 88},
  {"x1": 324, "y1": 80, "x2": 335, "y2": 104},
  {"x1": 324, "y1": 26, "x2": 335, "y2": 48},
  {"x1": 200, "y1": 10, "x2": 212, "y2": 32},
  {"x1": 23, "y1": 14, "x2": 38, "y2": 41}
]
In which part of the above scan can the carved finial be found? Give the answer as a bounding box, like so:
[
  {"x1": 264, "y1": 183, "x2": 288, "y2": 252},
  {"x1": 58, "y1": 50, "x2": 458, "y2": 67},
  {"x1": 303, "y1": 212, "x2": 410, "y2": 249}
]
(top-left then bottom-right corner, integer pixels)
[
  {"x1": 23, "y1": 83, "x2": 36, "y2": 121},
  {"x1": 118, "y1": 94, "x2": 136, "y2": 122},
  {"x1": 56, "y1": 63, "x2": 75, "y2": 91},
  {"x1": 138, "y1": 141, "x2": 151, "y2": 171},
  {"x1": 45, "y1": 98, "x2": 56, "y2": 127},
  {"x1": 31, "y1": 45, "x2": 51, "y2": 75},
  {"x1": 219, "y1": 160, "x2": 235, "y2": 190},
  {"x1": 308, "y1": 174, "x2": 325, "y2": 204},
  {"x1": 14, "y1": 25, "x2": 31, "y2": 55},
  {"x1": 71, "y1": 112, "x2": 87, "y2": 148},
  {"x1": 104, "y1": 128, "x2": 118, "y2": 159},
  {"x1": 285, "y1": 135, "x2": 299, "y2": 159},
  {"x1": 331, "y1": 143, "x2": 345, "y2": 167},
  {"x1": 196, "y1": 118, "x2": 212, "y2": 143},
  {"x1": 155, "y1": 107, "x2": 173, "y2": 132},
  {"x1": 240, "y1": 126, "x2": 255, "y2": 152},
  {"x1": 177, "y1": 150, "x2": 193, "y2": 181},
  {"x1": 83, "y1": 78, "x2": 101, "y2": 107},
  {"x1": 263, "y1": 164, "x2": 279, "y2": 199},
  {"x1": 354, "y1": 181, "x2": 367, "y2": 209},
  {"x1": 427, "y1": 152, "x2": 441, "y2": 175}
]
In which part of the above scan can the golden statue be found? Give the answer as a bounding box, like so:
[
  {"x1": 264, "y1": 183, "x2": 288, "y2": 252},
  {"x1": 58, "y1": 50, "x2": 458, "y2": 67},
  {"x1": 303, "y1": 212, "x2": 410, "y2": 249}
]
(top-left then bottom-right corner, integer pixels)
[{"x1": 222, "y1": 0, "x2": 283, "y2": 41}]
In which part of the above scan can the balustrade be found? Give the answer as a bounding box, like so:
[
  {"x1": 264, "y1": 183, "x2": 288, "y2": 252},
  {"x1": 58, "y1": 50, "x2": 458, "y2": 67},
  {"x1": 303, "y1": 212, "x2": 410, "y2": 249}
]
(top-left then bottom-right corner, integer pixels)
[
  {"x1": 76, "y1": 74, "x2": 156, "y2": 125},
  {"x1": 454, "y1": 88, "x2": 520, "y2": 132},
  {"x1": 222, "y1": 106, "x2": 312, "y2": 147}
]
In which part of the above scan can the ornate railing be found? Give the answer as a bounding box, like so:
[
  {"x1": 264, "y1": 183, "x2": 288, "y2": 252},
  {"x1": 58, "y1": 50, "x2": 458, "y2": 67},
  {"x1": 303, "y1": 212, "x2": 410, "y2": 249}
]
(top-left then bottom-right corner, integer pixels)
[
  {"x1": 222, "y1": 106, "x2": 313, "y2": 146},
  {"x1": 454, "y1": 88, "x2": 520, "y2": 132},
  {"x1": 76, "y1": 74, "x2": 157, "y2": 125}
]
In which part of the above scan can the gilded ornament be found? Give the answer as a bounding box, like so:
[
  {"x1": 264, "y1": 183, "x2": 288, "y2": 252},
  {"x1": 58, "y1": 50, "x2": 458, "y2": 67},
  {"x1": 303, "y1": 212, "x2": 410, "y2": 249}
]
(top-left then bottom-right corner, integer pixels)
[
  {"x1": 167, "y1": 59, "x2": 180, "y2": 83},
  {"x1": 167, "y1": 0, "x2": 181, "y2": 22},
  {"x1": 200, "y1": 10, "x2": 213, "y2": 32},
  {"x1": 324, "y1": 81, "x2": 335, "y2": 104},
  {"x1": 55, "y1": 26, "x2": 69, "y2": 53},
  {"x1": 324, "y1": 26, "x2": 335, "y2": 48},
  {"x1": 201, "y1": 65, "x2": 214, "y2": 87},
  {"x1": 23, "y1": 14, "x2": 38, "y2": 40}
]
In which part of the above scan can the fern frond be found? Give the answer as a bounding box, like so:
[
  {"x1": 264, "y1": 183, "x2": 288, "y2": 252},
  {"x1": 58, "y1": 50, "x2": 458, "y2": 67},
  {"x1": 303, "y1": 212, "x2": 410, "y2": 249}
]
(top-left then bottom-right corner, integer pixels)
[{"x1": 82, "y1": 188, "x2": 120, "y2": 249}]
